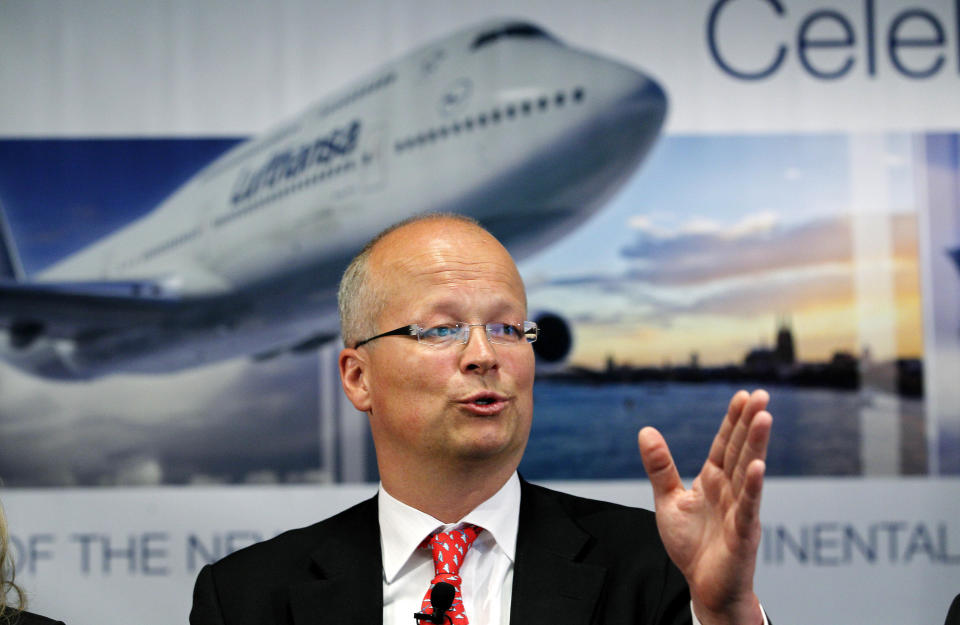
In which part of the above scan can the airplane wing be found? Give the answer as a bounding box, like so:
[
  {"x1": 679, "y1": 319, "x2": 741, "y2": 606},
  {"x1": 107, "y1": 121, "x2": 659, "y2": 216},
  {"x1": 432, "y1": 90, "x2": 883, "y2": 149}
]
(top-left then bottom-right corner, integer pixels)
[
  {"x1": 0, "y1": 280, "x2": 187, "y2": 347},
  {"x1": 1, "y1": 201, "x2": 192, "y2": 347}
]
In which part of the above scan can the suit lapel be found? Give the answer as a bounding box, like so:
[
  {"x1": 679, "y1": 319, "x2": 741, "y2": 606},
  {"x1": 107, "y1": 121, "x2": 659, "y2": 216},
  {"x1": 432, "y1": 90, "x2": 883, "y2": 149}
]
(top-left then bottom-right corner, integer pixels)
[
  {"x1": 510, "y1": 481, "x2": 607, "y2": 625},
  {"x1": 288, "y1": 495, "x2": 383, "y2": 625}
]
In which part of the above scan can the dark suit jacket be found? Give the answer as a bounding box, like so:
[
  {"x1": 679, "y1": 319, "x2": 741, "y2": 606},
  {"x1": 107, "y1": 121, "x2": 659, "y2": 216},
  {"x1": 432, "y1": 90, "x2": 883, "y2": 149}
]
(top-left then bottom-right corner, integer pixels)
[
  {"x1": 0, "y1": 609, "x2": 65, "y2": 625},
  {"x1": 946, "y1": 593, "x2": 960, "y2": 625},
  {"x1": 190, "y1": 480, "x2": 691, "y2": 624}
]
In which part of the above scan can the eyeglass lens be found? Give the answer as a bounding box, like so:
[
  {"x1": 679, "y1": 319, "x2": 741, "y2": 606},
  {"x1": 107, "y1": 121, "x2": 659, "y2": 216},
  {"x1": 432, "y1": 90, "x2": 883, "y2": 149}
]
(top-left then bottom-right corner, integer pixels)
[{"x1": 418, "y1": 323, "x2": 536, "y2": 346}]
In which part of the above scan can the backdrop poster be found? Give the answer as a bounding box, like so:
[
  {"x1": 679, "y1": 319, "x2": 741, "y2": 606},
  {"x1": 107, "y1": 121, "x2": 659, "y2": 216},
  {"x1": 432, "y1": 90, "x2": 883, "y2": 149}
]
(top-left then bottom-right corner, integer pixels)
[{"x1": 1, "y1": 2, "x2": 959, "y2": 624}]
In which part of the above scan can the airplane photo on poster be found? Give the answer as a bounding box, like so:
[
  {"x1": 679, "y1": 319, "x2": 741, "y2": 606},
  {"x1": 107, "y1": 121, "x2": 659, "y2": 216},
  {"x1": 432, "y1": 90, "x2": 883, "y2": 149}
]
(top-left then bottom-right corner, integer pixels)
[{"x1": 0, "y1": 19, "x2": 667, "y2": 380}]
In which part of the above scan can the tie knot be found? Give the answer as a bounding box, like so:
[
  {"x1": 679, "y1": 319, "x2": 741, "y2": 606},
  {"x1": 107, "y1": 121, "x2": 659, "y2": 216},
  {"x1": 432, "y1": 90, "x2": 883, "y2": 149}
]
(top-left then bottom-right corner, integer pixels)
[{"x1": 427, "y1": 524, "x2": 482, "y2": 577}]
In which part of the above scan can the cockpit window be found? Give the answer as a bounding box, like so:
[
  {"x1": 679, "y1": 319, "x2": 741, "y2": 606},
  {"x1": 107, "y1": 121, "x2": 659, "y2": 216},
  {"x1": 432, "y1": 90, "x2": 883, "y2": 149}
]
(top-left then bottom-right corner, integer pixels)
[{"x1": 471, "y1": 23, "x2": 554, "y2": 50}]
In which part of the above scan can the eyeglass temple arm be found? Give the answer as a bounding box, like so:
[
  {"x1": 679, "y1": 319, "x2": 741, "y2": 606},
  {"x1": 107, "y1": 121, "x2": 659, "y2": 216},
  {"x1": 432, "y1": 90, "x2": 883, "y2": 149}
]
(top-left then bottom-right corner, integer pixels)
[{"x1": 353, "y1": 325, "x2": 418, "y2": 349}]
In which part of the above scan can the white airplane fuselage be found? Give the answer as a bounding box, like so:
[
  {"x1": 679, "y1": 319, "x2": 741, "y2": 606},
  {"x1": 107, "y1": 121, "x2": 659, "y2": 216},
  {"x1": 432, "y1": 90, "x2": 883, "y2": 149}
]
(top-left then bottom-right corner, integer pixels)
[{"x1": 2, "y1": 20, "x2": 667, "y2": 379}]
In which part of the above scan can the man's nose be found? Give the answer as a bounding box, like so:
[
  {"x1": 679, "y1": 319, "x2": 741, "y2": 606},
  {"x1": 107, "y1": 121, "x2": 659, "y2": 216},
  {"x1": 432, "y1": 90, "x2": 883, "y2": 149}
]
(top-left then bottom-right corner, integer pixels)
[{"x1": 460, "y1": 324, "x2": 498, "y2": 373}]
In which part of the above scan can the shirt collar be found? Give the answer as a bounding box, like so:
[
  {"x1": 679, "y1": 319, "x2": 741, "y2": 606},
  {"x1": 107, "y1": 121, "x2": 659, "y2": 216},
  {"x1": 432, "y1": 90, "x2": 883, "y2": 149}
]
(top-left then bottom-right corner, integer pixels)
[{"x1": 378, "y1": 472, "x2": 521, "y2": 583}]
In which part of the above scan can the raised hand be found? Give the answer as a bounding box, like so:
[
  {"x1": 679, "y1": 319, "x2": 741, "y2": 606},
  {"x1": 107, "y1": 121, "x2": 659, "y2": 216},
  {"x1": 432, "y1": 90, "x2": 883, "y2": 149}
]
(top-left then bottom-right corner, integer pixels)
[{"x1": 638, "y1": 389, "x2": 772, "y2": 625}]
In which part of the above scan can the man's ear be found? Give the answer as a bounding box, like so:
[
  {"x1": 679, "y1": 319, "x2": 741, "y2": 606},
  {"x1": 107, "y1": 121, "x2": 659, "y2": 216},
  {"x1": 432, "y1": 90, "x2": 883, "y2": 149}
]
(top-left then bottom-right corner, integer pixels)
[{"x1": 339, "y1": 348, "x2": 372, "y2": 413}]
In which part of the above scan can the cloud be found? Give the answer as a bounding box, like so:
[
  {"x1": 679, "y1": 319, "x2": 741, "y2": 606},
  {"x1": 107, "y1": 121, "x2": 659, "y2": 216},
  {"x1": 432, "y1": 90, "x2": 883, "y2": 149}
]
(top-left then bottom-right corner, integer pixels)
[
  {"x1": 0, "y1": 353, "x2": 327, "y2": 487},
  {"x1": 627, "y1": 215, "x2": 678, "y2": 239},
  {"x1": 525, "y1": 213, "x2": 920, "y2": 338},
  {"x1": 692, "y1": 267, "x2": 854, "y2": 317},
  {"x1": 626, "y1": 211, "x2": 779, "y2": 241},
  {"x1": 620, "y1": 213, "x2": 916, "y2": 285},
  {"x1": 111, "y1": 456, "x2": 164, "y2": 486},
  {"x1": 726, "y1": 211, "x2": 779, "y2": 237},
  {"x1": 244, "y1": 470, "x2": 279, "y2": 485}
]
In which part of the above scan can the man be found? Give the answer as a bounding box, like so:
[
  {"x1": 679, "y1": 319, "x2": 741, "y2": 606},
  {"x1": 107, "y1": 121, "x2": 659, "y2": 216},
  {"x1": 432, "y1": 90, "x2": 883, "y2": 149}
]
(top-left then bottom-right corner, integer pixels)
[{"x1": 191, "y1": 214, "x2": 772, "y2": 625}]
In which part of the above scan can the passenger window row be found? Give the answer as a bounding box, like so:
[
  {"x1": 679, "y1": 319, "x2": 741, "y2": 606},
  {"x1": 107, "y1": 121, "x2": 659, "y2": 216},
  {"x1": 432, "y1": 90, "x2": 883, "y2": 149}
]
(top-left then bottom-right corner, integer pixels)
[
  {"x1": 143, "y1": 228, "x2": 202, "y2": 260},
  {"x1": 318, "y1": 72, "x2": 397, "y2": 120},
  {"x1": 119, "y1": 227, "x2": 202, "y2": 269},
  {"x1": 394, "y1": 87, "x2": 585, "y2": 153}
]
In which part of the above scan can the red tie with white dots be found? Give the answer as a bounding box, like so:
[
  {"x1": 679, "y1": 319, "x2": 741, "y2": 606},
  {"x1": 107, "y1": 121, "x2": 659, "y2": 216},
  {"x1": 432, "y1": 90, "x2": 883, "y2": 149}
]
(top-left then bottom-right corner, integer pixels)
[{"x1": 419, "y1": 524, "x2": 483, "y2": 625}]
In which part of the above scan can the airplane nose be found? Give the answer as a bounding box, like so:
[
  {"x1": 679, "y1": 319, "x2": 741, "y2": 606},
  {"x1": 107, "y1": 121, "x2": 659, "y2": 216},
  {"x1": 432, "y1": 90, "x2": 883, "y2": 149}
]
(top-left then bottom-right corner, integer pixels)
[
  {"x1": 588, "y1": 60, "x2": 669, "y2": 166},
  {"x1": 635, "y1": 75, "x2": 667, "y2": 120},
  {"x1": 455, "y1": 45, "x2": 669, "y2": 258},
  {"x1": 603, "y1": 62, "x2": 668, "y2": 138}
]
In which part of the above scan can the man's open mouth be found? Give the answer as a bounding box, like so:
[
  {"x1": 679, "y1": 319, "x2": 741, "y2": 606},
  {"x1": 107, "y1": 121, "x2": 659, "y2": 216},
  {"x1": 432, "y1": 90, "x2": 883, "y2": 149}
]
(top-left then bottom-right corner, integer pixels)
[{"x1": 459, "y1": 392, "x2": 508, "y2": 414}]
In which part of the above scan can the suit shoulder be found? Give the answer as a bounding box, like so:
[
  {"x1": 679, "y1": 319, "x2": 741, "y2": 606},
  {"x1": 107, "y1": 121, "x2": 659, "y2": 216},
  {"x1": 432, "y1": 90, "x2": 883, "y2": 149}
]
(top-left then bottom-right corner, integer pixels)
[
  {"x1": 521, "y1": 481, "x2": 664, "y2": 559},
  {"x1": 191, "y1": 495, "x2": 380, "y2": 623},
  {"x1": 205, "y1": 494, "x2": 377, "y2": 580},
  {"x1": 524, "y1": 481, "x2": 656, "y2": 526}
]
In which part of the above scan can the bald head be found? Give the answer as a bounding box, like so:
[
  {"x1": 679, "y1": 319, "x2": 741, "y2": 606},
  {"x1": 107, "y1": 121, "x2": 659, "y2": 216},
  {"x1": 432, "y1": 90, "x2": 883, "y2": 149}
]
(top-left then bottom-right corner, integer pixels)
[{"x1": 337, "y1": 214, "x2": 526, "y2": 348}]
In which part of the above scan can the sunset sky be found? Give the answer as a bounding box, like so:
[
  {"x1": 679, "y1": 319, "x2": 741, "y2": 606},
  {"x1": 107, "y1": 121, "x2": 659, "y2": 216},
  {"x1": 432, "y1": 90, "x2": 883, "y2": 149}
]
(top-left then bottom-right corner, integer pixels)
[{"x1": 520, "y1": 134, "x2": 924, "y2": 369}]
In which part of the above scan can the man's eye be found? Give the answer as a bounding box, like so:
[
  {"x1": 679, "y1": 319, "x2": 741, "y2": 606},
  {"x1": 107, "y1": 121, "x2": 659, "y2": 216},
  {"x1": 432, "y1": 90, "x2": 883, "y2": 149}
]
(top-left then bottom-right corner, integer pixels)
[
  {"x1": 423, "y1": 325, "x2": 457, "y2": 339},
  {"x1": 491, "y1": 323, "x2": 519, "y2": 337}
]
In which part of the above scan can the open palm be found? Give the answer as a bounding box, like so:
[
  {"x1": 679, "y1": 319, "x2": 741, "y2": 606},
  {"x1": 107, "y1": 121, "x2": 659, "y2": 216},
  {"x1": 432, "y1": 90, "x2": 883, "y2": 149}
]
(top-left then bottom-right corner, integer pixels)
[{"x1": 639, "y1": 389, "x2": 772, "y2": 625}]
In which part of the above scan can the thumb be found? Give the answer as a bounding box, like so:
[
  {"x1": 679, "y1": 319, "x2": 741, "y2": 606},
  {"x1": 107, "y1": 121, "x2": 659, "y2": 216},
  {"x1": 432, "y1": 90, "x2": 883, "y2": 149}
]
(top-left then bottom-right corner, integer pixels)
[{"x1": 639, "y1": 426, "x2": 684, "y2": 500}]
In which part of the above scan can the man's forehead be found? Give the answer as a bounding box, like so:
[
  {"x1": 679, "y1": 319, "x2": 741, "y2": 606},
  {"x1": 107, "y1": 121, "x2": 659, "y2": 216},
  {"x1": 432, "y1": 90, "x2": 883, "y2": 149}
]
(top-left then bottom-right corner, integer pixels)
[
  {"x1": 370, "y1": 219, "x2": 526, "y2": 304},
  {"x1": 374, "y1": 221, "x2": 515, "y2": 275},
  {"x1": 395, "y1": 251, "x2": 517, "y2": 282}
]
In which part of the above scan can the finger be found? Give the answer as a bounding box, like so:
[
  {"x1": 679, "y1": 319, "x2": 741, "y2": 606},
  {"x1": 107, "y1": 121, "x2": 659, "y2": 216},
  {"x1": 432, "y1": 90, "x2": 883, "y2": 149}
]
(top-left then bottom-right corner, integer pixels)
[
  {"x1": 723, "y1": 389, "x2": 769, "y2": 480},
  {"x1": 639, "y1": 426, "x2": 684, "y2": 502},
  {"x1": 731, "y1": 408, "x2": 772, "y2": 495},
  {"x1": 729, "y1": 391, "x2": 771, "y2": 491},
  {"x1": 706, "y1": 390, "x2": 749, "y2": 469},
  {"x1": 734, "y1": 459, "x2": 766, "y2": 539},
  {"x1": 722, "y1": 393, "x2": 754, "y2": 478}
]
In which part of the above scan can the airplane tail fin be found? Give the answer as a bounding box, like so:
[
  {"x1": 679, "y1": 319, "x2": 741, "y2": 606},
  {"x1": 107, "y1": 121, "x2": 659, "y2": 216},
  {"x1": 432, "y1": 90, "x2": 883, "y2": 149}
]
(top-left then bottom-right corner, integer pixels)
[{"x1": 0, "y1": 199, "x2": 26, "y2": 281}]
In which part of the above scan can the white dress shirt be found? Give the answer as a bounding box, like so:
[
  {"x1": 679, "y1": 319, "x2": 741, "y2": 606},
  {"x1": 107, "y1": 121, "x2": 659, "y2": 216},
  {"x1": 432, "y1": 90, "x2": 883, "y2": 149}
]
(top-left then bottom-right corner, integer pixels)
[
  {"x1": 379, "y1": 472, "x2": 521, "y2": 625},
  {"x1": 378, "y1": 472, "x2": 764, "y2": 625}
]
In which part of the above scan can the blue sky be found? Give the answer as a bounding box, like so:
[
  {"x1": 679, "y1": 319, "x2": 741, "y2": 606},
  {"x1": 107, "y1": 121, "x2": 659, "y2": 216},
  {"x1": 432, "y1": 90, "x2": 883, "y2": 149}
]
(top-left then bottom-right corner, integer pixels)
[
  {"x1": 519, "y1": 134, "x2": 854, "y2": 279},
  {"x1": 0, "y1": 138, "x2": 241, "y2": 273}
]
